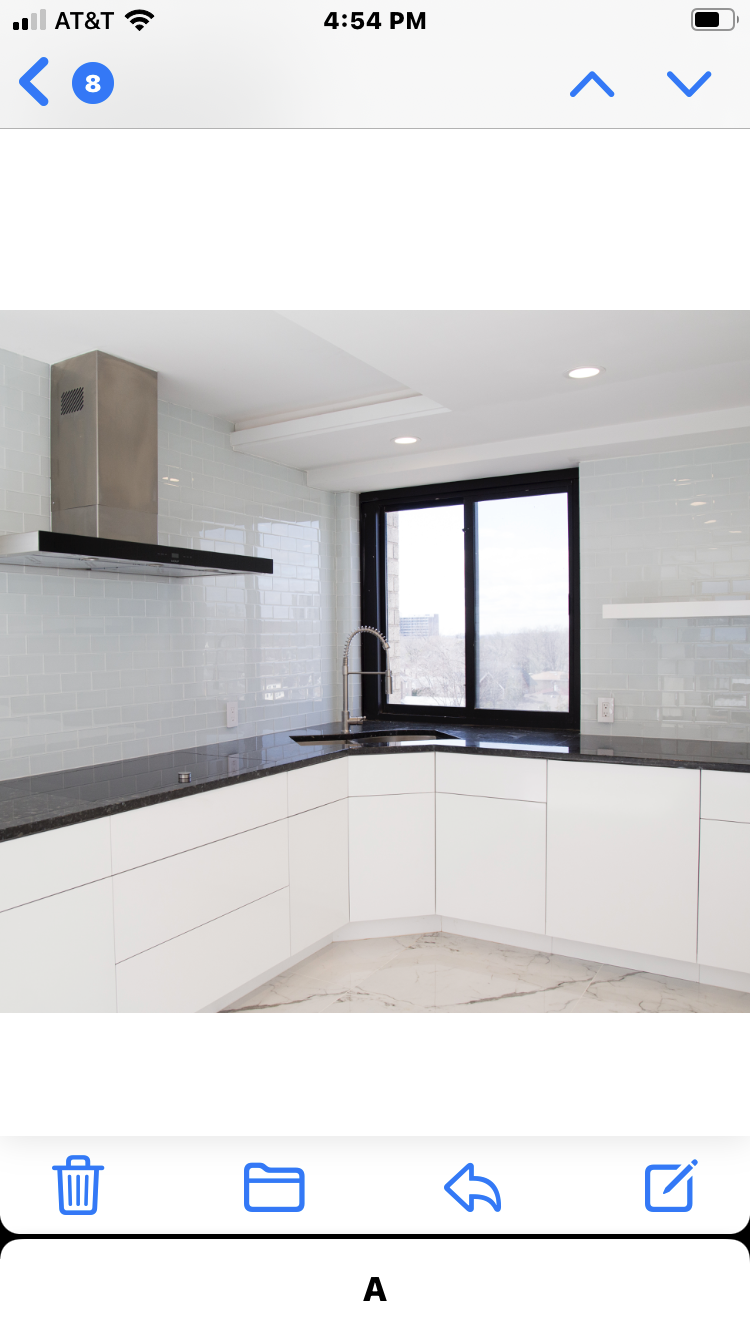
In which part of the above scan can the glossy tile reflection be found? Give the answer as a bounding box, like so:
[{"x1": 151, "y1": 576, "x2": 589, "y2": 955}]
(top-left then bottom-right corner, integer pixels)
[{"x1": 225, "y1": 931, "x2": 750, "y2": 1014}]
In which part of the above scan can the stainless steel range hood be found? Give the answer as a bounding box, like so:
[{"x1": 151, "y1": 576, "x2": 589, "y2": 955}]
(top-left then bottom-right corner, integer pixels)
[{"x1": 0, "y1": 350, "x2": 273, "y2": 579}]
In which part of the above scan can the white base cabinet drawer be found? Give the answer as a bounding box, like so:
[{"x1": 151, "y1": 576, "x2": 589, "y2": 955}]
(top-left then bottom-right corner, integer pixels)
[
  {"x1": 113, "y1": 821, "x2": 288, "y2": 962},
  {"x1": 700, "y1": 769, "x2": 750, "y2": 823},
  {"x1": 698, "y1": 819, "x2": 750, "y2": 973},
  {"x1": 436, "y1": 793, "x2": 546, "y2": 933},
  {"x1": 115, "y1": 886, "x2": 290, "y2": 1012},
  {"x1": 0, "y1": 820, "x2": 112, "y2": 914},
  {"x1": 349, "y1": 793, "x2": 435, "y2": 920},
  {"x1": 436, "y1": 752, "x2": 546, "y2": 803},
  {"x1": 348, "y1": 752, "x2": 434, "y2": 797},
  {"x1": 546, "y1": 761, "x2": 700, "y2": 962},
  {"x1": 289, "y1": 799, "x2": 349, "y2": 954},
  {"x1": 0, "y1": 880, "x2": 116, "y2": 1012},
  {"x1": 110, "y1": 773, "x2": 287, "y2": 872}
]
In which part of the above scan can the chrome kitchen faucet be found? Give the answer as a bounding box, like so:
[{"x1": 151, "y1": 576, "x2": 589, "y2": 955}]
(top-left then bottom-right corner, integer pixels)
[{"x1": 342, "y1": 626, "x2": 392, "y2": 733}]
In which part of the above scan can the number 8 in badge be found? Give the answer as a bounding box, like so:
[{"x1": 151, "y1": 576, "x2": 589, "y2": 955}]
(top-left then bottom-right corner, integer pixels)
[{"x1": 72, "y1": 62, "x2": 114, "y2": 104}]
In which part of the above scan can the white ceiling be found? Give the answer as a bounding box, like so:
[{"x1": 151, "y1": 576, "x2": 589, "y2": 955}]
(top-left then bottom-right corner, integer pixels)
[{"x1": 2, "y1": 310, "x2": 750, "y2": 491}]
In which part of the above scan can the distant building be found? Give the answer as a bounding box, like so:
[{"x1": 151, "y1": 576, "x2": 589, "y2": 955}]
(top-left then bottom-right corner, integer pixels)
[
  {"x1": 400, "y1": 614, "x2": 439, "y2": 637},
  {"x1": 529, "y1": 670, "x2": 568, "y2": 696}
]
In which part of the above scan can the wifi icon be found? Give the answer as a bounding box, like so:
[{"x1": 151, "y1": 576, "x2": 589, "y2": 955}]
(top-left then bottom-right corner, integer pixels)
[{"x1": 125, "y1": 7, "x2": 153, "y2": 29}]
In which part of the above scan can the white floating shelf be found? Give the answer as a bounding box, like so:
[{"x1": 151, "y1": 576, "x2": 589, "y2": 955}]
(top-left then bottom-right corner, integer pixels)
[{"x1": 603, "y1": 601, "x2": 750, "y2": 619}]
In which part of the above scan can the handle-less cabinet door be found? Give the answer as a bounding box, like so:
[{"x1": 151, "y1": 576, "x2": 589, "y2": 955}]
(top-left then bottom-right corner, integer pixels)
[
  {"x1": 436, "y1": 792, "x2": 546, "y2": 933},
  {"x1": 289, "y1": 799, "x2": 349, "y2": 954},
  {"x1": 349, "y1": 793, "x2": 435, "y2": 921},
  {"x1": 546, "y1": 761, "x2": 700, "y2": 962},
  {"x1": 698, "y1": 818, "x2": 750, "y2": 974}
]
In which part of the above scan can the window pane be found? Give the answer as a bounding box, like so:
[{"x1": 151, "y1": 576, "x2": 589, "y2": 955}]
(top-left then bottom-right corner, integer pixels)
[
  {"x1": 386, "y1": 505, "x2": 465, "y2": 707},
  {"x1": 477, "y1": 493, "x2": 569, "y2": 712}
]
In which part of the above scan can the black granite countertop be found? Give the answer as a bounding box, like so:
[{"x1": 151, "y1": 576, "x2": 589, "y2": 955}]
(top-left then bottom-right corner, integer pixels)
[{"x1": 3, "y1": 720, "x2": 750, "y2": 843}]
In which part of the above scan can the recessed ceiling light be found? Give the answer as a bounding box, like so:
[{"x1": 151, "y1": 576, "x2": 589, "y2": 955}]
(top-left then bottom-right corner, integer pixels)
[
  {"x1": 393, "y1": 436, "x2": 419, "y2": 445},
  {"x1": 567, "y1": 366, "x2": 602, "y2": 379},
  {"x1": 690, "y1": 501, "x2": 707, "y2": 506},
  {"x1": 705, "y1": 519, "x2": 717, "y2": 524}
]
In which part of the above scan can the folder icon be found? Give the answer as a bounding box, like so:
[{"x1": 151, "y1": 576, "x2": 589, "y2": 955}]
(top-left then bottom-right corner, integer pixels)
[{"x1": 243, "y1": 1162, "x2": 305, "y2": 1213}]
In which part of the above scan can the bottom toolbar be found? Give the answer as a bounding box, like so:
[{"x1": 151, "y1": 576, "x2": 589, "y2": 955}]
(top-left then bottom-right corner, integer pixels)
[
  {"x1": 1, "y1": 1138, "x2": 747, "y2": 1235},
  {"x1": 0, "y1": 1238, "x2": 746, "y2": 1334}
]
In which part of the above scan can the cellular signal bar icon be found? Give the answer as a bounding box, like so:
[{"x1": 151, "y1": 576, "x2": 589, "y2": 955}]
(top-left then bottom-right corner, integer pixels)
[{"x1": 13, "y1": 8, "x2": 46, "y2": 28}]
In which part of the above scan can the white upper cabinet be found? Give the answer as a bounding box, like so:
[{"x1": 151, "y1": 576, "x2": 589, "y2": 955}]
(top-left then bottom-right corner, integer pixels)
[
  {"x1": 110, "y1": 772, "x2": 287, "y2": 872},
  {"x1": 0, "y1": 819, "x2": 112, "y2": 914},
  {"x1": 546, "y1": 761, "x2": 701, "y2": 962},
  {"x1": 436, "y1": 752, "x2": 547, "y2": 803}
]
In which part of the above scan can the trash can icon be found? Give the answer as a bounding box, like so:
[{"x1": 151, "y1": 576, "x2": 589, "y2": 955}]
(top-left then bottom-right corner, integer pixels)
[{"x1": 52, "y1": 1154, "x2": 104, "y2": 1215}]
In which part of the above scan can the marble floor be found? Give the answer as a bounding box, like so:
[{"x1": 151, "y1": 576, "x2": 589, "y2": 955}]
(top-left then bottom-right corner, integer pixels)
[{"x1": 225, "y1": 930, "x2": 750, "y2": 1014}]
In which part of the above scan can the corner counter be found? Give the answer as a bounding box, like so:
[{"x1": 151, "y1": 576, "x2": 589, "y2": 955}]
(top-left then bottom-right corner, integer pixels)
[{"x1": 2, "y1": 723, "x2": 750, "y2": 1011}]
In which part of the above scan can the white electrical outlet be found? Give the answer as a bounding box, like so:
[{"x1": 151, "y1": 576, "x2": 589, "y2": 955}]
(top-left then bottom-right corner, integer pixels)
[
  {"x1": 226, "y1": 702, "x2": 239, "y2": 728},
  {"x1": 597, "y1": 697, "x2": 615, "y2": 723}
]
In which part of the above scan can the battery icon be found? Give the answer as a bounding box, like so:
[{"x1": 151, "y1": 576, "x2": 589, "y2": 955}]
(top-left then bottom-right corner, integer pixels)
[{"x1": 692, "y1": 8, "x2": 737, "y2": 26}]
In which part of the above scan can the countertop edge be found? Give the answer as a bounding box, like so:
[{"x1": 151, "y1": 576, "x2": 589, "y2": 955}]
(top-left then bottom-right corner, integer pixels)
[{"x1": 2, "y1": 741, "x2": 748, "y2": 845}]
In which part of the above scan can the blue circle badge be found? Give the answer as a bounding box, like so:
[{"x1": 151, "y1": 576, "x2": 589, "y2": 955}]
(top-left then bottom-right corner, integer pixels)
[{"x1": 72, "y1": 62, "x2": 114, "y2": 104}]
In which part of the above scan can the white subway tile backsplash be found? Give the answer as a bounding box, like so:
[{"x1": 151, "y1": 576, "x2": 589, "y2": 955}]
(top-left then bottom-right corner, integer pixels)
[{"x1": 581, "y1": 441, "x2": 750, "y2": 741}]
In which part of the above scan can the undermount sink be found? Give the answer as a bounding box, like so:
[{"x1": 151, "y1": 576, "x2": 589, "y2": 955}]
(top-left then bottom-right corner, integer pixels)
[{"x1": 290, "y1": 730, "x2": 455, "y2": 746}]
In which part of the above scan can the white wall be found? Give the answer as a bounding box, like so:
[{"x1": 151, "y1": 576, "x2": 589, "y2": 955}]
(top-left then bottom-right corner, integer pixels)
[{"x1": 0, "y1": 345, "x2": 360, "y2": 779}]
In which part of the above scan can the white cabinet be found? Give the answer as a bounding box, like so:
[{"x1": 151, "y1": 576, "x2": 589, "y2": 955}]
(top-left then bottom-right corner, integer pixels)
[
  {"x1": 436, "y1": 792, "x2": 546, "y2": 933},
  {"x1": 698, "y1": 819, "x2": 750, "y2": 974},
  {"x1": 349, "y1": 792, "x2": 435, "y2": 921},
  {"x1": 110, "y1": 772, "x2": 287, "y2": 872},
  {"x1": 115, "y1": 887, "x2": 290, "y2": 1013},
  {"x1": 288, "y1": 759, "x2": 347, "y2": 816},
  {"x1": 698, "y1": 769, "x2": 750, "y2": 972},
  {"x1": 289, "y1": 799, "x2": 349, "y2": 954},
  {"x1": 112, "y1": 821, "x2": 289, "y2": 962},
  {"x1": 348, "y1": 751, "x2": 434, "y2": 797},
  {"x1": 437, "y1": 752, "x2": 546, "y2": 803},
  {"x1": 700, "y1": 769, "x2": 750, "y2": 823},
  {"x1": 546, "y1": 761, "x2": 700, "y2": 962},
  {"x1": 0, "y1": 819, "x2": 112, "y2": 913},
  {"x1": 0, "y1": 880, "x2": 116, "y2": 1012}
]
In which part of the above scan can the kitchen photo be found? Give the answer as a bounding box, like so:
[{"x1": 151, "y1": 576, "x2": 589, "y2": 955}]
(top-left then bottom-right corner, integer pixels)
[{"x1": 1, "y1": 310, "x2": 750, "y2": 1015}]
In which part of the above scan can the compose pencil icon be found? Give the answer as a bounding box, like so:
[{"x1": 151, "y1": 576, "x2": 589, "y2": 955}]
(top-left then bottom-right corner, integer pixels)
[{"x1": 663, "y1": 1159, "x2": 698, "y2": 1195}]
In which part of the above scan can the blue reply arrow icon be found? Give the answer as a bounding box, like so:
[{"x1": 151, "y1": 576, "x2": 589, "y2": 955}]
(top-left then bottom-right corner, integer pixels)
[
  {"x1": 20, "y1": 57, "x2": 49, "y2": 106},
  {"x1": 445, "y1": 1163, "x2": 501, "y2": 1213},
  {"x1": 667, "y1": 70, "x2": 711, "y2": 96}
]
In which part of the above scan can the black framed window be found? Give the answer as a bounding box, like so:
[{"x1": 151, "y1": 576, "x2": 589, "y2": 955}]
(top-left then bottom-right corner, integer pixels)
[{"x1": 359, "y1": 467, "x2": 580, "y2": 731}]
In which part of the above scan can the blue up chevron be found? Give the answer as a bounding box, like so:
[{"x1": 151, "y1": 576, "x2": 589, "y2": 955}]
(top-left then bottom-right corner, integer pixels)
[
  {"x1": 570, "y1": 71, "x2": 615, "y2": 98},
  {"x1": 667, "y1": 71, "x2": 712, "y2": 96}
]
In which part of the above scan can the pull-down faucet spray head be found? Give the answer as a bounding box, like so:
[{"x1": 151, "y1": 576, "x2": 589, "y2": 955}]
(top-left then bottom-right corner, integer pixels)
[{"x1": 342, "y1": 625, "x2": 392, "y2": 732}]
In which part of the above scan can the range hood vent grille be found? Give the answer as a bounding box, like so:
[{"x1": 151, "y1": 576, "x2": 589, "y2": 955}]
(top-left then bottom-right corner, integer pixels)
[{"x1": 61, "y1": 387, "x2": 84, "y2": 415}]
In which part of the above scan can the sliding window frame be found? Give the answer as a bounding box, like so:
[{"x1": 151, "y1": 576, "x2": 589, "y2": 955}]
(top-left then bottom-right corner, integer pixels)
[{"x1": 359, "y1": 467, "x2": 580, "y2": 731}]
